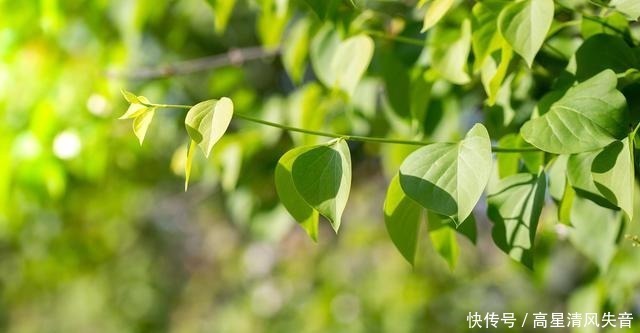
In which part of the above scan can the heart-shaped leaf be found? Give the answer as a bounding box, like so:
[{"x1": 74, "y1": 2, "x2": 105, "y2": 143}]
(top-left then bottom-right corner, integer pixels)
[
  {"x1": 488, "y1": 171, "x2": 546, "y2": 269},
  {"x1": 275, "y1": 145, "x2": 320, "y2": 241},
  {"x1": 567, "y1": 138, "x2": 633, "y2": 219},
  {"x1": 185, "y1": 97, "x2": 234, "y2": 158},
  {"x1": 498, "y1": 0, "x2": 554, "y2": 67},
  {"x1": 384, "y1": 174, "x2": 423, "y2": 265},
  {"x1": 399, "y1": 123, "x2": 492, "y2": 223},
  {"x1": 420, "y1": 0, "x2": 454, "y2": 32},
  {"x1": 291, "y1": 139, "x2": 352, "y2": 231},
  {"x1": 521, "y1": 70, "x2": 629, "y2": 154},
  {"x1": 132, "y1": 108, "x2": 155, "y2": 145}
]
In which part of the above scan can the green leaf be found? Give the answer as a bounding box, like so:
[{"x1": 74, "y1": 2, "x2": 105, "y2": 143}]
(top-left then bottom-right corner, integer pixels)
[
  {"x1": 384, "y1": 174, "x2": 422, "y2": 265},
  {"x1": 428, "y1": 211, "x2": 477, "y2": 244},
  {"x1": 610, "y1": 0, "x2": 640, "y2": 20},
  {"x1": 547, "y1": 154, "x2": 568, "y2": 201},
  {"x1": 121, "y1": 89, "x2": 140, "y2": 104},
  {"x1": 275, "y1": 146, "x2": 319, "y2": 241},
  {"x1": 184, "y1": 97, "x2": 234, "y2": 158},
  {"x1": 282, "y1": 18, "x2": 311, "y2": 84},
  {"x1": 399, "y1": 123, "x2": 492, "y2": 223},
  {"x1": 184, "y1": 140, "x2": 196, "y2": 191},
  {"x1": 581, "y1": 12, "x2": 630, "y2": 40},
  {"x1": 119, "y1": 96, "x2": 151, "y2": 119},
  {"x1": 291, "y1": 139, "x2": 352, "y2": 231},
  {"x1": 568, "y1": 195, "x2": 623, "y2": 272},
  {"x1": 420, "y1": 0, "x2": 454, "y2": 32},
  {"x1": 481, "y1": 43, "x2": 513, "y2": 105},
  {"x1": 428, "y1": 211, "x2": 459, "y2": 270},
  {"x1": 488, "y1": 172, "x2": 546, "y2": 268},
  {"x1": 471, "y1": 0, "x2": 509, "y2": 71},
  {"x1": 330, "y1": 34, "x2": 374, "y2": 96},
  {"x1": 205, "y1": 0, "x2": 237, "y2": 34},
  {"x1": 430, "y1": 19, "x2": 472, "y2": 85},
  {"x1": 132, "y1": 108, "x2": 155, "y2": 145},
  {"x1": 575, "y1": 34, "x2": 637, "y2": 82},
  {"x1": 311, "y1": 27, "x2": 375, "y2": 95},
  {"x1": 567, "y1": 138, "x2": 634, "y2": 219},
  {"x1": 498, "y1": 0, "x2": 554, "y2": 67},
  {"x1": 520, "y1": 70, "x2": 629, "y2": 154}
]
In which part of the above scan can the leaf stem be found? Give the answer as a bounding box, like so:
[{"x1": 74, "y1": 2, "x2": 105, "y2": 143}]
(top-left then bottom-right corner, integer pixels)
[{"x1": 140, "y1": 101, "x2": 541, "y2": 153}]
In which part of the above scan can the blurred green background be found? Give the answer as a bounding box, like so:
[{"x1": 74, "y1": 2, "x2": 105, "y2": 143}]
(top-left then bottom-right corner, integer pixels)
[{"x1": 1, "y1": 0, "x2": 640, "y2": 332}]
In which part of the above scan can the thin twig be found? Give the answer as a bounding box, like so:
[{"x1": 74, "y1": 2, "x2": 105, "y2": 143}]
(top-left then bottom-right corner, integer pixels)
[{"x1": 106, "y1": 46, "x2": 280, "y2": 80}]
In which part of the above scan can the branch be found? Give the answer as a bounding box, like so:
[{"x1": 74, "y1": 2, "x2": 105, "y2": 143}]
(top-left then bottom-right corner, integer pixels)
[{"x1": 106, "y1": 46, "x2": 280, "y2": 80}]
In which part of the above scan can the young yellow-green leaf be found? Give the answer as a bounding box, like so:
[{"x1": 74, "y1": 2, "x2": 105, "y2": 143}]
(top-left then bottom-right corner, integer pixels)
[
  {"x1": 330, "y1": 34, "x2": 374, "y2": 96},
  {"x1": 520, "y1": 70, "x2": 629, "y2": 154},
  {"x1": 282, "y1": 18, "x2": 310, "y2": 84},
  {"x1": 184, "y1": 140, "x2": 196, "y2": 191},
  {"x1": 399, "y1": 123, "x2": 492, "y2": 223},
  {"x1": 498, "y1": 0, "x2": 554, "y2": 67},
  {"x1": 205, "y1": 0, "x2": 237, "y2": 34},
  {"x1": 481, "y1": 44, "x2": 513, "y2": 105},
  {"x1": 119, "y1": 96, "x2": 152, "y2": 119},
  {"x1": 291, "y1": 139, "x2": 351, "y2": 231},
  {"x1": 430, "y1": 19, "x2": 472, "y2": 85},
  {"x1": 121, "y1": 89, "x2": 140, "y2": 104},
  {"x1": 275, "y1": 146, "x2": 320, "y2": 241},
  {"x1": 185, "y1": 97, "x2": 234, "y2": 158},
  {"x1": 569, "y1": 195, "x2": 624, "y2": 272},
  {"x1": 420, "y1": 0, "x2": 454, "y2": 33},
  {"x1": 610, "y1": 0, "x2": 640, "y2": 20},
  {"x1": 471, "y1": 0, "x2": 509, "y2": 71},
  {"x1": 567, "y1": 138, "x2": 634, "y2": 219},
  {"x1": 384, "y1": 174, "x2": 423, "y2": 265},
  {"x1": 132, "y1": 108, "x2": 155, "y2": 145},
  {"x1": 488, "y1": 172, "x2": 546, "y2": 269}
]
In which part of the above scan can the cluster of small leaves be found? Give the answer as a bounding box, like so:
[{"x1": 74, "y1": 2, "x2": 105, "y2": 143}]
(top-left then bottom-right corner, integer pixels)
[{"x1": 122, "y1": 0, "x2": 640, "y2": 271}]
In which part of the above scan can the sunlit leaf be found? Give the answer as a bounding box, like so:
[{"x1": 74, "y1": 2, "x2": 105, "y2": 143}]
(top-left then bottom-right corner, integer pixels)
[
  {"x1": 471, "y1": 0, "x2": 509, "y2": 71},
  {"x1": 488, "y1": 172, "x2": 546, "y2": 268},
  {"x1": 569, "y1": 195, "x2": 624, "y2": 272},
  {"x1": 399, "y1": 124, "x2": 492, "y2": 223},
  {"x1": 521, "y1": 70, "x2": 629, "y2": 154},
  {"x1": 610, "y1": 0, "x2": 640, "y2": 20},
  {"x1": 132, "y1": 108, "x2": 155, "y2": 145},
  {"x1": 205, "y1": 0, "x2": 237, "y2": 34},
  {"x1": 330, "y1": 34, "x2": 374, "y2": 96},
  {"x1": 184, "y1": 140, "x2": 196, "y2": 191},
  {"x1": 282, "y1": 18, "x2": 311, "y2": 84},
  {"x1": 291, "y1": 139, "x2": 351, "y2": 231},
  {"x1": 428, "y1": 211, "x2": 459, "y2": 269},
  {"x1": 498, "y1": 0, "x2": 554, "y2": 67},
  {"x1": 276, "y1": 145, "x2": 319, "y2": 241},
  {"x1": 120, "y1": 89, "x2": 140, "y2": 104},
  {"x1": 384, "y1": 174, "x2": 423, "y2": 265},
  {"x1": 185, "y1": 97, "x2": 234, "y2": 158},
  {"x1": 119, "y1": 96, "x2": 151, "y2": 119},
  {"x1": 430, "y1": 19, "x2": 472, "y2": 84},
  {"x1": 420, "y1": 0, "x2": 454, "y2": 33}
]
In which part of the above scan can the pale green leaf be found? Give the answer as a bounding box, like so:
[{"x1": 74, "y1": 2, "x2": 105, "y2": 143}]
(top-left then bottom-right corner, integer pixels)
[
  {"x1": 399, "y1": 123, "x2": 492, "y2": 223},
  {"x1": 498, "y1": 0, "x2": 554, "y2": 67},
  {"x1": 569, "y1": 195, "x2": 623, "y2": 272},
  {"x1": 420, "y1": 0, "x2": 454, "y2": 33},
  {"x1": 184, "y1": 97, "x2": 234, "y2": 158},
  {"x1": 610, "y1": 0, "x2": 640, "y2": 20},
  {"x1": 282, "y1": 18, "x2": 311, "y2": 84},
  {"x1": 310, "y1": 24, "x2": 340, "y2": 88},
  {"x1": 205, "y1": 0, "x2": 237, "y2": 34},
  {"x1": 430, "y1": 19, "x2": 472, "y2": 84},
  {"x1": 330, "y1": 34, "x2": 374, "y2": 96},
  {"x1": 547, "y1": 154, "x2": 568, "y2": 201},
  {"x1": 488, "y1": 172, "x2": 546, "y2": 268},
  {"x1": 481, "y1": 44, "x2": 513, "y2": 105},
  {"x1": 567, "y1": 138, "x2": 634, "y2": 219},
  {"x1": 185, "y1": 140, "x2": 196, "y2": 191},
  {"x1": 275, "y1": 145, "x2": 319, "y2": 241},
  {"x1": 471, "y1": 0, "x2": 509, "y2": 71},
  {"x1": 132, "y1": 108, "x2": 155, "y2": 145},
  {"x1": 384, "y1": 174, "x2": 423, "y2": 265},
  {"x1": 119, "y1": 96, "x2": 151, "y2": 119},
  {"x1": 291, "y1": 139, "x2": 352, "y2": 231},
  {"x1": 520, "y1": 70, "x2": 629, "y2": 154},
  {"x1": 121, "y1": 89, "x2": 140, "y2": 104}
]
